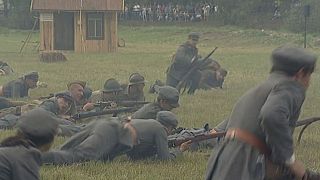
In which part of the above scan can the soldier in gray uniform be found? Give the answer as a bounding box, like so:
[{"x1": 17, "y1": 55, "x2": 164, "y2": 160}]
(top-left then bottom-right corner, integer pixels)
[
  {"x1": 0, "y1": 71, "x2": 39, "y2": 98},
  {"x1": 206, "y1": 46, "x2": 319, "y2": 180},
  {"x1": 84, "y1": 78, "x2": 124, "y2": 111},
  {"x1": 121, "y1": 73, "x2": 146, "y2": 101},
  {"x1": 0, "y1": 108, "x2": 58, "y2": 180},
  {"x1": 132, "y1": 86, "x2": 179, "y2": 119},
  {"x1": 127, "y1": 111, "x2": 190, "y2": 160},
  {"x1": 39, "y1": 91, "x2": 84, "y2": 136},
  {"x1": 41, "y1": 111, "x2": 190, "y2": 165},
  {"x1": 166, "y1": 32, "x2": 202, "y2": 94}
]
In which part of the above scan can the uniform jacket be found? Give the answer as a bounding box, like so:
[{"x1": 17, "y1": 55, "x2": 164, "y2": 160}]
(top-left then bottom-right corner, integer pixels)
[
  {"x1": 127, "y1": 119, "x2": 181, "y2": 160},
  {"x1": 206, "y1": 72, "x2": 306, "y2": 180},
  {"x1": 167, "y1": 42, "x2": 198, "y2": 81},
  {"x1": 41, "y1": 118, "x2": 133, "y2": 165},
  {"x1": 131, "y1": 102, "x2": 162, "y2": 120},
  {"x1": 0, "y1": 145, "x2": 41, "y2": 180},
  {"x1": 2, "y1": 78, "x2": 29, "y2": 98}
]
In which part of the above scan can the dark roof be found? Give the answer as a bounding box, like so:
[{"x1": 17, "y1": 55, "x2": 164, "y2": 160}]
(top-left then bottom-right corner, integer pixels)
[{"x1": 31, "y1": 0, "x2": 123, "y2": 11}]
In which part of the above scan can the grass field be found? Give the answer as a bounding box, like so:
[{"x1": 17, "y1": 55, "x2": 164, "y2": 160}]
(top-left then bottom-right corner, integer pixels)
[{"x1": 0, "y1": 22, "x2": 320, "y2": 179}]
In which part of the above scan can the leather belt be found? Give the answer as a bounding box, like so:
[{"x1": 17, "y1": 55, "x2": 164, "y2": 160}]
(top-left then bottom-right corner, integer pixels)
[
  {"x1": 124, "y1": 122, "x2": 138, "y2": 146},
  {"x1": 225, "y1": 128, "x2": 271, "y2": 156}
]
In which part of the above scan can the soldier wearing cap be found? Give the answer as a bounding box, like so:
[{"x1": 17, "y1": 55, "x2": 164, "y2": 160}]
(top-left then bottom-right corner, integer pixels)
[
  {"x1": 41, "y1": 111, "x2": 190, "y2": 165},
  {"x1": 39, "y1": 91, "x2": 75, "y2": 117},
  {"x1": 85, "y1": 78, "x2": 124, "y2": 111},
  {"x1": 132, "y1": 86, "x2": 179, "y2": 120},
  {"x1": 0, "y1": 71, "x2": 39, "y2": 98},
  {"x1": 206, "y1": 46, "x2": 320, "y2": 180},
  {"x1": 121, "y1": 73, "x2": 146, "y2": 101},
  {"x1": 0, "y1": 108, "x2": 58, "y2": 180},
  {"x1": 67, "y1": 81, "x2": 85, "y2": 105},
  {"x1": 127, "y1": 111, "x2": 190, "y2": 160},
  {"x1": 166, "y1": 32, "x2": 202, "y2": 94}
]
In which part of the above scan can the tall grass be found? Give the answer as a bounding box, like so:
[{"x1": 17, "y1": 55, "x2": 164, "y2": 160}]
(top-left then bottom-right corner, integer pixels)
[{"x1": 0, "y1": 23, "x2": 320, "y2": 179}]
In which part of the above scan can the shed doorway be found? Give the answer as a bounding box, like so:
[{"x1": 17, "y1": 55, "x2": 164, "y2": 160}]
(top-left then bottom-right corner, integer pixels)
[{"x1": 54, "y1": 12, "x2": 74, "y2": 50}]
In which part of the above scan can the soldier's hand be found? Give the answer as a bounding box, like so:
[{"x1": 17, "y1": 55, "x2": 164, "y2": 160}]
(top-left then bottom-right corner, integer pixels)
[
  {"x1": 83, "y1": 102, "x2": 95, "y2": 111},
  {"x1": 210, "y1": 129, "x2": 217, "y2": 134},
  {"x1": 289, "y1": 160, "x2": 306, "y2": 180},
  {"x1": 180, "y1": 140, "x2": 192, "y2": 152}
]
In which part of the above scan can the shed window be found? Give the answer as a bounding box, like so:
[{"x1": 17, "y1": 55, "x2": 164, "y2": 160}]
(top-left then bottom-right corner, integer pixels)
[{"x1": 86, "y1": 13, "x2": 104, "y2": 40}]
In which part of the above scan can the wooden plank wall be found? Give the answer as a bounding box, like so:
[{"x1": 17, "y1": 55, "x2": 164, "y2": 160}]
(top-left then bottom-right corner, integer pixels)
[
  {"x1": 74, "y1": 12, "x2": 118, "y2": 53},
  {"x1": 33, "y1": 0, "x2": 123, "y2": 11},
  {"x1": 39, "y1": 20, "x2": 54, "y2": 51}
]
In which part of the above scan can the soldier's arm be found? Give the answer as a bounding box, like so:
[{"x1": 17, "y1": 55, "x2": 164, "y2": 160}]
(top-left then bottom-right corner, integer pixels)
[
  {"x1": 260, "y1": 81, "x2": 305, "y2": 165},
  {"x1": 11, "y1": 82, "x2": 22, "y2": 98},
  {"x1": 155, "y1": 128, "x2": 182, "y2": 160},
  {"x1": 173, "y1": 46, "x2": 194, "y2": 69}
]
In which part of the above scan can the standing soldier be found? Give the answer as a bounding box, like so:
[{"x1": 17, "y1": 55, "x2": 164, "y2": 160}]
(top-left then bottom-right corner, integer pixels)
[
  {"x1": 206, "y1": 46, "x2": 320, "y2": 180},
  {"x1": 0, "y1": 71, "x2": 39, "y2": 98},
  {"x1": 132, "y1": 86, "x2": 179, "y2": 119},
  {"x1": 166, "y1": 32, "x2": 202, "y2": 94}
]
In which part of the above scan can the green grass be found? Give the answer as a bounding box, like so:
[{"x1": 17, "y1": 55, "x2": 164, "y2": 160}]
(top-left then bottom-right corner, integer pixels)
[{"x1": 1, "y1": 23, "x2": 320, "y2": 179}]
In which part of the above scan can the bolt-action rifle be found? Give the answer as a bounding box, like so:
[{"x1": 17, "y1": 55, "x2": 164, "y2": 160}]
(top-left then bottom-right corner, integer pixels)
[
  {"x1": 94, "y1": 100, "x2": 149, "y2": 108},
  {"x1": 168, "y1": 130, "x2": 225, "y2": 148},
  {"x1": 72, "y1": 107, "x2": 137, "y2": 120}
]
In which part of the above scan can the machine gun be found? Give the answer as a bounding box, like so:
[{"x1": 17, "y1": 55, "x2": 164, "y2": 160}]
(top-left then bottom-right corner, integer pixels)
[
  {"x1": 94, "y1": 100, "x2": 149, "y2": 108},
  {"x1": 176, "y1": 47, "x2": 218, "y2": 94},
  {"x1": 72, "y1": 107, "x2": 137, "y2": 120}
]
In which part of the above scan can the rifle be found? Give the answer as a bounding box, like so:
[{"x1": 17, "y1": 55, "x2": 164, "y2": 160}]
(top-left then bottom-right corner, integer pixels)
[
  {"x1": 295, "y1": 116, "x2": 320, "y2": 143},
  {"x1": 94, "y1": 101, "x2": 149, "y2": 108},
  {"x1": 38, "y1": 93, "x2": 54, "y2": 100},
  {"x1": 72, "y1": 107, "x2": 137, "y2": 120},
  {"x1": 168, "y1": 131, "x2": 225, "y2": 148},
  {"x1": 176, "y1": 47, "x2": 218, "y2": 93}
]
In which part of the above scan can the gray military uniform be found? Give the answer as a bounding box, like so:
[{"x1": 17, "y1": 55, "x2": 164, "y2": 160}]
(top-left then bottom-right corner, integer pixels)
[
  {"x1": 0, "y1": 146, "x2": 41, "y2": 180},
  {"x1": 42, "y1": 118, "x2": 133, "y2": 165},
  {"x1": 131, "y1": 102, "x2": 162, "y2": 120},
  {"x1": 127, "y1": 119, "x2": 181, "y2": 160},
  {"x1": 206, "y1": 72, "x2": 306, "y2": 180}
]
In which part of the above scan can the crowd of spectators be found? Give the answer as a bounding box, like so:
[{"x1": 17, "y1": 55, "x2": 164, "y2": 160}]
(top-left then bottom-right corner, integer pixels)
[{"x1": 120, "y1": 3, "x2": 217, "y2": 22}]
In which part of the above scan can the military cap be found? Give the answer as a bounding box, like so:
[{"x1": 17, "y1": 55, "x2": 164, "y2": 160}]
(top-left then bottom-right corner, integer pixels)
[
  {"x1": 271, "y1": 46, "x2": 317, "y2": 74},
  {"x1": 67, "y1": 80, "x2": 86, "y2": 89},
  {"x1": 156, "y1": 111, "x2": 178, "y2": 128},
  {"x1": 16, "y1": 108, "x2": 58, "y2": 145},
  {"x1": 83, "y1": 87, "x2": 93, "y2": 99},
  {"x1": 103, "y1": 78, "x2": 123, "y2": 93},
  {"x1": 128, "y1": 73, "x2": 146, "y2": 85},
  {"x1": 55, "y1": 91, "x2": 74, "y2": 103},
  {"x1": 157, "y1": 86, "x2": 180, "y2": 108},
  {"x1": 188, "y1": 32, "x2": 200, "y2": 41},
  {"x1": 23, "y1": 71, "x2": 39, "y2": 80}
]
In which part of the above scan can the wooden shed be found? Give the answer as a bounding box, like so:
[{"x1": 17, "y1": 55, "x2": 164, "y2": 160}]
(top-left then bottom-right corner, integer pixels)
[{"x1": 31, "y1": 0, "x2": 123, "y2": 53}]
